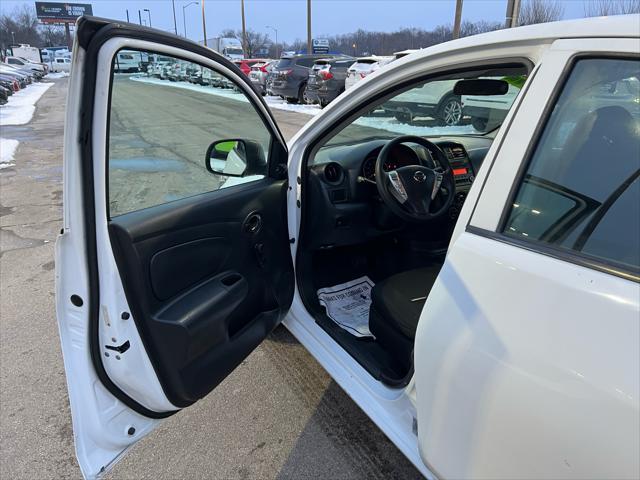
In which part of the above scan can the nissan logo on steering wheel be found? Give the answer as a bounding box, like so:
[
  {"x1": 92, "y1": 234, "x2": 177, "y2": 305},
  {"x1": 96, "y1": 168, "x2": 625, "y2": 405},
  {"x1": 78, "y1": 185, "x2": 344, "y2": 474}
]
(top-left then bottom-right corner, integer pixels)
[{"x1": 413, "y1": 171, "x2": 427, "y2": 183}]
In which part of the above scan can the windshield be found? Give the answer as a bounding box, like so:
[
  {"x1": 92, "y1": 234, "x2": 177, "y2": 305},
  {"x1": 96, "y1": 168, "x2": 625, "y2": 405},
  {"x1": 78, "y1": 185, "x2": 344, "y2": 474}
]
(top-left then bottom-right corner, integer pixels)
[
  {"x1": 225, "y1": 48, "x2": 243, "y2": 56},
  {"x1": 325, "y1": 66, "x2": 527, "y2": 148}
]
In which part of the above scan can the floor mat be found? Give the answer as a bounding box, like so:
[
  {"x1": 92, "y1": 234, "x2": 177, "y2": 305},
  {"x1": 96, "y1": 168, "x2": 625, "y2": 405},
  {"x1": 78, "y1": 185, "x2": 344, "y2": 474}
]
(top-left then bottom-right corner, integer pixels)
[{"x1": 317, "y1": 276, "x2": 375, "y2": 338}]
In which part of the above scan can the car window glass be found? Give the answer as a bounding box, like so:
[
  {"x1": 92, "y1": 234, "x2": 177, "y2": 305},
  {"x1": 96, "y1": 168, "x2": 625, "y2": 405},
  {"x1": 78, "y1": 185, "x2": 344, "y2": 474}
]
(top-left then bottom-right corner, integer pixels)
[
  {"x1": 297, "y1": 58, "x2": 315, "y2": 68},
  {"x1": 503, "y1": 58, "x2": 640, "y2": 272},
  {"x1": 107, "y1": 49, "x2": 273, "y2": 217},
  {"x1": 276, "y1": 58, "x2": 292, "y2": 68},
  {"x1": 318, "y1": 65, "x2": 527, "y2": 155}
]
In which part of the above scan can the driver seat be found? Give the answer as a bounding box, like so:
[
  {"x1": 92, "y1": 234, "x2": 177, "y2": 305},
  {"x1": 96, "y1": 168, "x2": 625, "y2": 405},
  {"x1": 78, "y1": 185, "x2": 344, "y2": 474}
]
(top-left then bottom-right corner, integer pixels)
[{"x1": 369, "y1": 265, "x2": 442, "y2": 370}]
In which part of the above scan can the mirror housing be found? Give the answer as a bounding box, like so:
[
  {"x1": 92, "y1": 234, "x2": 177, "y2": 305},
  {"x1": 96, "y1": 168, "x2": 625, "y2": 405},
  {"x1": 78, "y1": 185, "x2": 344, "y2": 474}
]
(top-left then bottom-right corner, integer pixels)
[
  {"x1": 205, "y1": 139, "x2": 266, "y2": 178},
  {"x1": 454, "y1": 79, "x2": 509, "y2": 96}
]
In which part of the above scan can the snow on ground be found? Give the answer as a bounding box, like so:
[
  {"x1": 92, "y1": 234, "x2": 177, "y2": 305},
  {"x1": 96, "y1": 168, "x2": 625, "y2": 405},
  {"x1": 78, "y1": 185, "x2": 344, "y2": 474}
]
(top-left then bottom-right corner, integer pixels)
[
  {"x1": 130, "y1": 75, "x2": 322, "y2": 116},
  {"x1": 262, "y1": 95, "x2": 322, "y2": 116},
  {"x1": 0, "y1": 82, "x2": 54, "y2": 126},
  {"x1": 47, "y1": 71, "x2": 70, "y2": 79},
  {"x1": 0, "y1": 138, "x2": 19, "y2": 169},
  {"x1": 354, "y1": 116, "x2": 478, "y2": 136}
]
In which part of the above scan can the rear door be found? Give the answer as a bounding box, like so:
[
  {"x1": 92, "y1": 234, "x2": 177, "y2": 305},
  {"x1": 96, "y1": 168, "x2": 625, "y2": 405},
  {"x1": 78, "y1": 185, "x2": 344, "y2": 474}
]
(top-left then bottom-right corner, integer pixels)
[
  {"x1": 56, "y1": 17, "x2": 294, "y2": 478},
  {"x1": 414, "y1": 39, "x2": 639, "y2": 479}
]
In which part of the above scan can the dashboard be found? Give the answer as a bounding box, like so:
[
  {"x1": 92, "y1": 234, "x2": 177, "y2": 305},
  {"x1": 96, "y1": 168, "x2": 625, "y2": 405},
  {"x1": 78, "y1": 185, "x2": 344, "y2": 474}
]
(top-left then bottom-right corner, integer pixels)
[{"x1": 304, "y1": 135, "x2": 492, "y2": 250}]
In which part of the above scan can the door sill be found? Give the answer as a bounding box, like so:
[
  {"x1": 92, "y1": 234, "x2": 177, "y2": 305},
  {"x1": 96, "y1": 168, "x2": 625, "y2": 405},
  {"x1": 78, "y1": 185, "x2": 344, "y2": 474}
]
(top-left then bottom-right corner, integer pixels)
[{"x1": 282, "y1": 296, "x2": 434, "y2": 479}]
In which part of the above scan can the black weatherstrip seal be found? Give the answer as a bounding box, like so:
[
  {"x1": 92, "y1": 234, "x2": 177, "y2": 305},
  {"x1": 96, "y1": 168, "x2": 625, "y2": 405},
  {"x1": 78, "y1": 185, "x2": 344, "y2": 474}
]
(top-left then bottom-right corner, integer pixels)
[
  {"x1": 78, "y1": 17, "x2": 176, "y2": 419},
  {"x1": 77, "y1": 16, "x2": 291, "y2": 419}
]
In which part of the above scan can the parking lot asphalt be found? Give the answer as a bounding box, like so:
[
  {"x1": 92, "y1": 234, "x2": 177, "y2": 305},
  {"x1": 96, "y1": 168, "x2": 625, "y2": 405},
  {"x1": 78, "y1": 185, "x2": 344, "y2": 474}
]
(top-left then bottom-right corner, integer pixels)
[{"x1": 0, "y1": 77, "x2": 422, "y2": 480}]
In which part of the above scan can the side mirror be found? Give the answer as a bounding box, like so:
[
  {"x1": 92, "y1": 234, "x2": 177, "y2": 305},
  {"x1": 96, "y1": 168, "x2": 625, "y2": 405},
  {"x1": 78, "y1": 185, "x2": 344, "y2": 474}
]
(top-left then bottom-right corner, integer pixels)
[
  {"x1": 205, "y1": 139, "x2": 266, "y2": 177},
  {"x1": 453, "y1": 79, "x2": 509, "y2": 96}
]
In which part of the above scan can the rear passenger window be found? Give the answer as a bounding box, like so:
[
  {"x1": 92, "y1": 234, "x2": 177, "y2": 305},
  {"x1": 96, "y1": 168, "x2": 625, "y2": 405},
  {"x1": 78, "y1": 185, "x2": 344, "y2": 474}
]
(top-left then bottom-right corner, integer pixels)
[
  {"x1": 504, "y1": 58, "x2": 640, "y2": 273},
  {"x1": 297, "y1": 58, "x2": 315, "y2": 68}
]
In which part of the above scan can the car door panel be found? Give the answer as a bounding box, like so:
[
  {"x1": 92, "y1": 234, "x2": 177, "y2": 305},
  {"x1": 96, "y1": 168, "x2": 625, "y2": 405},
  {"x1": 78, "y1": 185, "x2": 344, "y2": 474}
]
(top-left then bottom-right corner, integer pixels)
[
  {"x1": 108, "y1": 180, "x2": 293, "y2": 407},
  {"x1": 415, "y1": 39, "x2": 640, "y2": 479},
  {"x1": 57, "y1": 17, "x2": 293, "y2": 477}
]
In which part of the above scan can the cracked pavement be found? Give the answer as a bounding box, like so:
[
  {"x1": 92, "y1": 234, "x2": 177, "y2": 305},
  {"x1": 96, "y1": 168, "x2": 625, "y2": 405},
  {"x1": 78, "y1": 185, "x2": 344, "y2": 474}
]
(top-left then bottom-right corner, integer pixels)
[{"x1": 0, "y1": 77, "x2": 421, "y2": 480}]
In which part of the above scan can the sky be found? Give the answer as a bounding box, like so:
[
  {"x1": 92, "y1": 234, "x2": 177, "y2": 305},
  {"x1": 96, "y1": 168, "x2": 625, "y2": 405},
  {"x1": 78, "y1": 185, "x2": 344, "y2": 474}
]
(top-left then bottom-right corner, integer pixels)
[{"x1": 2, "y1": 0, "x2": 591, "y2": 43}]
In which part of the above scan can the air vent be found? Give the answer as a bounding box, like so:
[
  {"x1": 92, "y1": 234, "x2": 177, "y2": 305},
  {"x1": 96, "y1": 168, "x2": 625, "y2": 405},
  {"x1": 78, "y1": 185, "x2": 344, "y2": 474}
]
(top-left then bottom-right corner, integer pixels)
[
  {"x1": 450, "y1": 146, "x2": 466, "y2": 159},
  {"x1": 324, "y1": 162, "x2": 344, "y2": 184}
]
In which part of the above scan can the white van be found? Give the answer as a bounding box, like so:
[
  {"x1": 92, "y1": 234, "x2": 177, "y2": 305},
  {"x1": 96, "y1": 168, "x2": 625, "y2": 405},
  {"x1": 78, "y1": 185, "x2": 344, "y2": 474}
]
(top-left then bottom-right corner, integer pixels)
[
  {"x1": 113, "y1": 51, "x2": 140, "y2": 73},
  {"x1": 51, "y1": 56, "x2": 72, "y2": 73}
]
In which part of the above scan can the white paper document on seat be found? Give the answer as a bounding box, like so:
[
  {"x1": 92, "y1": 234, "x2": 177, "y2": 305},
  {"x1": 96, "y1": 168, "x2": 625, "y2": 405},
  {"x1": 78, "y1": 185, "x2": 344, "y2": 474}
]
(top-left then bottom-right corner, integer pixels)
[{"x1": 317, "y1": 276, "x2": 375, "y2": 338}]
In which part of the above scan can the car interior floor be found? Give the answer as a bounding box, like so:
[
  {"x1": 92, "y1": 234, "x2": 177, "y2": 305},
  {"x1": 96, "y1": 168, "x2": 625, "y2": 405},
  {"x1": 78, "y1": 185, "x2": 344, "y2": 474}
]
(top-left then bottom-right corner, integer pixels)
[{"x1": 297, "y1": 228, "x2": 451, "y2": 387}]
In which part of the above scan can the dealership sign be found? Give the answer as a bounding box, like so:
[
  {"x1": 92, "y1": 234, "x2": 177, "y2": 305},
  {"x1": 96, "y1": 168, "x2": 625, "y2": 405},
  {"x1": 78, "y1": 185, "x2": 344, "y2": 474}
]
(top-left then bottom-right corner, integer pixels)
[
  {"x1": 312, "y1": 38, "x2": 329, "y2": 54},
  {"x1": 35, "y1": 2, "x2": 93, "y2": 23}
]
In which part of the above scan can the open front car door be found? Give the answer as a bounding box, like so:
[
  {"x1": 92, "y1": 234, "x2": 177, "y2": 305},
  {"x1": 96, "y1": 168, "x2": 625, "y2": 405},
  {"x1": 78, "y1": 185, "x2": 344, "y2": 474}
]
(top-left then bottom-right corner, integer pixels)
[{"x1": 55, "y1": 17, "x2": 294, "y2": 478}]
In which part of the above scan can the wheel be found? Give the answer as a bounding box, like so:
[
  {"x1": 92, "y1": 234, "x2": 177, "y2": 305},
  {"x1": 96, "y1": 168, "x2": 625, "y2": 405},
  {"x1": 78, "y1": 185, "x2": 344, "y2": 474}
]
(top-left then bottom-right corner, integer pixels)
[
  {"x1": 394, "y1": 111, "x2": 413, "y2": 124},
  {"x1": 319, "y1": 98, "x2": 329, "y2": 108},
  {"x1": 437, "y1": 95, "x2": 463, "y2": 126},
  {"x1": 298, "y1": 83, "x2": 309, "y2": 104},
  {"x1": 471, "y1": 117, "x2": 488, "y2": 131}
]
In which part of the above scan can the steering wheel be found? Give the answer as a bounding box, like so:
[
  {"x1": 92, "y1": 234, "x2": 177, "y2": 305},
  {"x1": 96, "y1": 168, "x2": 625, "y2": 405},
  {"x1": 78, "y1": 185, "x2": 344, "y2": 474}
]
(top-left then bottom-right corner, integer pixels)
[{"x1": 375, "y1": 135, "x2": 455, "y2": 222}]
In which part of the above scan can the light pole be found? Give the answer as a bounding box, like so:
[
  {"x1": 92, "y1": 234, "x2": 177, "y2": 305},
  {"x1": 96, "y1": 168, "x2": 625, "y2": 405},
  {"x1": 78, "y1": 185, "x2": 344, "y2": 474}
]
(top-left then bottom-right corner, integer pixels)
[
  {"x1": 171, "y1": 0, "x2": 178, "y2": 35},
  {"x1": 307, "y1": 0, "x2": 312, "y2": 55},
  {"x1": 201, "y1": 0, "x2": 208, "y2": 46},
  {"x1": 453, "y1": 0, "x2": 463, "y2": 39},
  {"x1": 183, "y1": 2, "x2": 199, "y2": 39},
  {"x1": 144, "y1": 9, "x2": 152, "y2": 28},
  {"x1": 266, "y1": 25, "x2": 278, "y2": 58}
]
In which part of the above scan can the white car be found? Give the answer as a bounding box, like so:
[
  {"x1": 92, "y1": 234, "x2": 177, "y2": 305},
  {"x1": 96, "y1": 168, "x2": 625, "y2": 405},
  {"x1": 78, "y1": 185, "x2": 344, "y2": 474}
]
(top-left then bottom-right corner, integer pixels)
[
  {"x1": 383, "y1": 79, "x2": 462, "y2": 125},
  {"x1": 462, "y1": 80, "x2": 522, "y2": 131},
  {"x1": 4, "y1": 55, "x2": 46, "y2": 73},
  {"x1": 57, "y1": 15, "x2": 639, "y2": 480},
  {"x1": 344, "y1": 55, "x2": 394, "y2": 89}
]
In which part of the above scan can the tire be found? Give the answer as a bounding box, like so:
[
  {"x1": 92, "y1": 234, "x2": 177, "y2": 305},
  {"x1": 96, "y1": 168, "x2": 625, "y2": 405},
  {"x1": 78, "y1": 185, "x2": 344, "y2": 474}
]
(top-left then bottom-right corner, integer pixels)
[
  {"x1": 319, "y1": 98, "x2": 329, "y2": 108},
  {"x1": 437, "y1": 95, "x2": 463, "y2": 126},
  {"x1": 394, "y1": 111, "x2": 413, "y2": 124},
  {"x1": 471, "y1": 117, "x2": 488, "y2": 131},
  {"x1": 286, "y1": 97, "x2": 299, "y2": 104},
  {"x1": 298, "y1": 83, "x2": 308, "y2": 104}
]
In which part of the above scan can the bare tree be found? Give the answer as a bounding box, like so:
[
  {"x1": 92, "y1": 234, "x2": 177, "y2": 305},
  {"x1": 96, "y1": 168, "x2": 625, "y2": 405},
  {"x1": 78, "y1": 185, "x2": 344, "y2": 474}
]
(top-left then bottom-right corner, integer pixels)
[
  {"x1": 1, "y1": 4, "x2": 69, "y2": 50},
  {"x1": 219, "y1": 28, "x2": 271, "y2": 57},
  {"x1": 518, "y1": 0, "x2": 565, "y2": 26},
  {"x1": 584, "y1": 0, "x2": 640, "y2": 16}
]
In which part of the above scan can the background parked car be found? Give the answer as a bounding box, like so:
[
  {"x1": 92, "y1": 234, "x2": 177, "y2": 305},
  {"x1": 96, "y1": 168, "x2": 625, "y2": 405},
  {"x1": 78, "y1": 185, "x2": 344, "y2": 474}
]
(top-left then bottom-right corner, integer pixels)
[
  {"x1": 463, "y1": 79, "x2": 522, "y2": 130},
  {"x1": 344, "y1": 56, "x2": 394, "y2": 90},
  {"x1": 51, "y1": 57, "x2": 72, "y2": 73},
  {"x1": 0, "y1": 74, "x2": 20, "y2": 93},
  {"x1": 0, "y1": 84, "x2": 9, "y2": 105},
  {"x1": 4, "y1": 56, "x2": 46, "y2": 74},
  {"x1": 233, "y1": 59, "x2": 264, "y2": 76},
  {"x1": 113, "y1": 51, "x2": 141, "y2": 73},
  {"x1": 271, "y1": 54, "x2": 343, "y2": 104},
  {"x1": 306, "y1": 57, "x2": 355, "y2": 107},
  {"x1": 384, "y1": 79, "x2": 463, "y2": 125},
  {"x1": 0, "y1": 64, "x2": 32, "y2": 87},
  {"x1": 248, "y1": 60, "x2": 276, "y2": 95}
]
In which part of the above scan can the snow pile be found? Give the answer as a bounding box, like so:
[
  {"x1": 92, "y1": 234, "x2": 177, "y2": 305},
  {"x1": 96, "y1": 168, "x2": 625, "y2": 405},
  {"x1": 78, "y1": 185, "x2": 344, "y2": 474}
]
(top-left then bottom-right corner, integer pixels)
[
  {"x1": 0, "y1": 138, "x2": 19, "y2": 170},
  {"x1": 263, "y1": 95, "x2": 322, "y2": 116},
  {"x1": 130, "y1": 75, "x2": 321, "y2": 116},
  {"x1": 354, "y1": 116, "x2": 477, "y2": 136},
  {"x1": 0, "y1": 82, "x2": 54, "y2": 126},
  {"x1": 47, "y1": 71, "x2": 70, "y2": 79}
]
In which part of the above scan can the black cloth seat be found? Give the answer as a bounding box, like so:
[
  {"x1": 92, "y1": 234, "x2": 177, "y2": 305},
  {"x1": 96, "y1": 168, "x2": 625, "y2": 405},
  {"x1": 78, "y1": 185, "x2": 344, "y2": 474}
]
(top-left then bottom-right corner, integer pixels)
[{"x1": 369, "y1": 265, "x2": 442, "y2": 369}]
